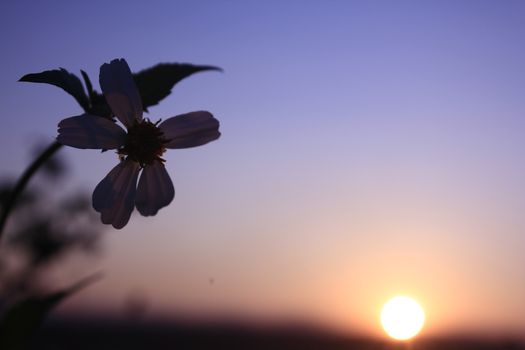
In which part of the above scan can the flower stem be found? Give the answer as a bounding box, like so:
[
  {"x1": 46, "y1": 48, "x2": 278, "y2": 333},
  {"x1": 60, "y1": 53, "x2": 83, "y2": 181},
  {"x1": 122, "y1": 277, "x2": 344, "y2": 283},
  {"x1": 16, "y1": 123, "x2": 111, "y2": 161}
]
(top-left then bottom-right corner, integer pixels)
[{"x1": 0, "y1": 141, "x2": 63, "y2": 241}]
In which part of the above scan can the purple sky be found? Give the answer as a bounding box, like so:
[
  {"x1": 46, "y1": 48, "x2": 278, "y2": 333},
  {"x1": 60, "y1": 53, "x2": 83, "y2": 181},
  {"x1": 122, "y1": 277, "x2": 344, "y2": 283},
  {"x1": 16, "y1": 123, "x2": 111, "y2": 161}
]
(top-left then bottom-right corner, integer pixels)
[{"x1": 1, "y1": 0, "x2": 525, "y2": 339}]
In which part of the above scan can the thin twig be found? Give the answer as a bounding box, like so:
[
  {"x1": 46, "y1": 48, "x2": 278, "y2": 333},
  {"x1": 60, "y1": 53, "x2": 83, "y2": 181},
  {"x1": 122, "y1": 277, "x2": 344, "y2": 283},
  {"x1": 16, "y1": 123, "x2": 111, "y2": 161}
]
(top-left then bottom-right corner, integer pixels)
[{"x1": 0, "y1": 141, "x2": 63, "y2": 241}]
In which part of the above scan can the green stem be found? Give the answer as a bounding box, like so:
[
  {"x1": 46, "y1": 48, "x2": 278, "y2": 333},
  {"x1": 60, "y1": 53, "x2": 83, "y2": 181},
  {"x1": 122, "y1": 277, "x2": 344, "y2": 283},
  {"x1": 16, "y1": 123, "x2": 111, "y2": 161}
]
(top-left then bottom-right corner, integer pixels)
[{"x1": 0, "y1": 141, "x2": 63, "y2": 241}]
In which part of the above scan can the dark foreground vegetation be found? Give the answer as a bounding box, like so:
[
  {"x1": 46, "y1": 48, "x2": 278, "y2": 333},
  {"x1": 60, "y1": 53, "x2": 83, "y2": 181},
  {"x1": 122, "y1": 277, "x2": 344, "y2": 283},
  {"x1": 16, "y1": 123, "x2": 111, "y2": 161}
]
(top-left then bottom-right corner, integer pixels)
[{"x1": 30, "y1": 317, "x2": 524, "y2": 350}]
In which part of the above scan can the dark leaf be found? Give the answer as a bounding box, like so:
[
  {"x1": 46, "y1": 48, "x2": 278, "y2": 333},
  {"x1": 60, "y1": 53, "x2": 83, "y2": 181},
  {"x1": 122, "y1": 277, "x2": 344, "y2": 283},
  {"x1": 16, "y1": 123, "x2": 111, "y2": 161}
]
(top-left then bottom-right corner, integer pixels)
[
  {"x1": 80, "y1": 70, "x2": 95, "y2": 99},
  {"x1": 0, "y1": 273, "x2": 102, "y2": 350},
  {"x1": 19, "y1": 69, "x2": 90, "y2": 112},
  {"x1": 133, "y1": 63, "x2": 222, "y2": 111},
  {"x1": 88, "y1": 91, "x2": 113, "y2": 119},
  {"x1": 81, "y1": 71, "x2": 115, "y2": 119}
]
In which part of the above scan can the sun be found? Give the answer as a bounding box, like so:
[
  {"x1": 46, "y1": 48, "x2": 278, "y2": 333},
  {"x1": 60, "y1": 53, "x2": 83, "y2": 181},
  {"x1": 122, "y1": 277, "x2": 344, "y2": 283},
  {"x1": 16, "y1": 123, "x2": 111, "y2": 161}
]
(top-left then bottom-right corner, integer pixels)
[{"x1": 380, "y1": 296, "x2": 425, "y2": 340}]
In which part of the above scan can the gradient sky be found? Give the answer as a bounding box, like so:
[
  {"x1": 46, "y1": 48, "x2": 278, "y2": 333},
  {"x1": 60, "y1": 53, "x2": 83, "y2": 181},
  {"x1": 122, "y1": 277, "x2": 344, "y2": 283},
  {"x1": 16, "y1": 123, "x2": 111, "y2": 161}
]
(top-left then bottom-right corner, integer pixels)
[{"x1": 1, "y1": 0, "x2": 525, "y2": 339}]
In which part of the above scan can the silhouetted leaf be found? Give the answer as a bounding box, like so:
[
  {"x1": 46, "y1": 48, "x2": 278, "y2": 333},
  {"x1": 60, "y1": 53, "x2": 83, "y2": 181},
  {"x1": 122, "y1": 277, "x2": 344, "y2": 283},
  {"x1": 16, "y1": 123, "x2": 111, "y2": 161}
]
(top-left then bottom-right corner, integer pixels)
[
  {"x1": 79, "y1": 70, "x2": 113, "y2": 119},
  {"x1": 88, "y1": 91, "x2": 113, "y2": 119},
  {"x1": 0, "y1": 273, "x2": 102, "y2": 350},
  {"x1": 19, "y1": 69, "x2": 90, "y2": 112},
  {"x1": 80, "y1": 70, "x2": 95, "y2": 99},
  {"x1": 133, "y1": 63, "x2": 222, "y2": 111}
]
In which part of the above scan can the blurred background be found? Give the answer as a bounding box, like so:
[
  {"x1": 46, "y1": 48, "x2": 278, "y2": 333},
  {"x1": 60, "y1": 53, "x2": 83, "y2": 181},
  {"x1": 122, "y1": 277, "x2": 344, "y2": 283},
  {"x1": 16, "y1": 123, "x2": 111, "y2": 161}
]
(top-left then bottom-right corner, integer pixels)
[{"x1": 1, "y1": 0, "x2": 525, "y2": 348}]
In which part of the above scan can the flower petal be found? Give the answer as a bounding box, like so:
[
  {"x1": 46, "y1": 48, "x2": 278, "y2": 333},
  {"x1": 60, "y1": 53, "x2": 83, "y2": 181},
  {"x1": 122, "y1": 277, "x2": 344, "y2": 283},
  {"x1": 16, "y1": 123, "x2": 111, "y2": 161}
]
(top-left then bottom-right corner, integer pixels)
[
  {"x1": 159, "y1": 111, "x2": 221, "y2": 149},
  {"x1": 57, "y1": 114, "x2": 127, "y2": 149},
  {"x1": 135, "y1": 160, "x2": 174, "y2": 216},
  {"x1": 99, "y1": 58, "x2": 143, "y2": 128},
  {"x1": 92, "y1": 159, "x2": 140, "y2": 229}
]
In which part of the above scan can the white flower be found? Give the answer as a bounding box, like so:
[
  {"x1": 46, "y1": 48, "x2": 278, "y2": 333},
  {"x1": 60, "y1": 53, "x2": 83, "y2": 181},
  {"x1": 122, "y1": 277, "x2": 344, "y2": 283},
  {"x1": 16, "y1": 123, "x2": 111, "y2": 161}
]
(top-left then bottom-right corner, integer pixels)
[{"x1": 57, "y1": 59, "x2": 220, "y2": 229}]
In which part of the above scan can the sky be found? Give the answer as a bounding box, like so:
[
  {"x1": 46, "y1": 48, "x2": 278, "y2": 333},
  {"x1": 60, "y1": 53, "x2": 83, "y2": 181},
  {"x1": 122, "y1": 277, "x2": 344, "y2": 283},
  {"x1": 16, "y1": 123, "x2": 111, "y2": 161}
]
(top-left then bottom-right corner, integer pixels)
[{"x1": 1, "y1": 0, "x2": 525, "y2": 340}]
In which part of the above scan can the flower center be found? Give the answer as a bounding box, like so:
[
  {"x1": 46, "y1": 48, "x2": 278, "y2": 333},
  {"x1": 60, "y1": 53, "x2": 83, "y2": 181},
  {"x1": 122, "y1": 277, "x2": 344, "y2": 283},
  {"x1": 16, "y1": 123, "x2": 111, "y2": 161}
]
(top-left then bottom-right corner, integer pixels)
[{"x1": 118, "y1": 119, "x2": 166, "y2": 166}]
